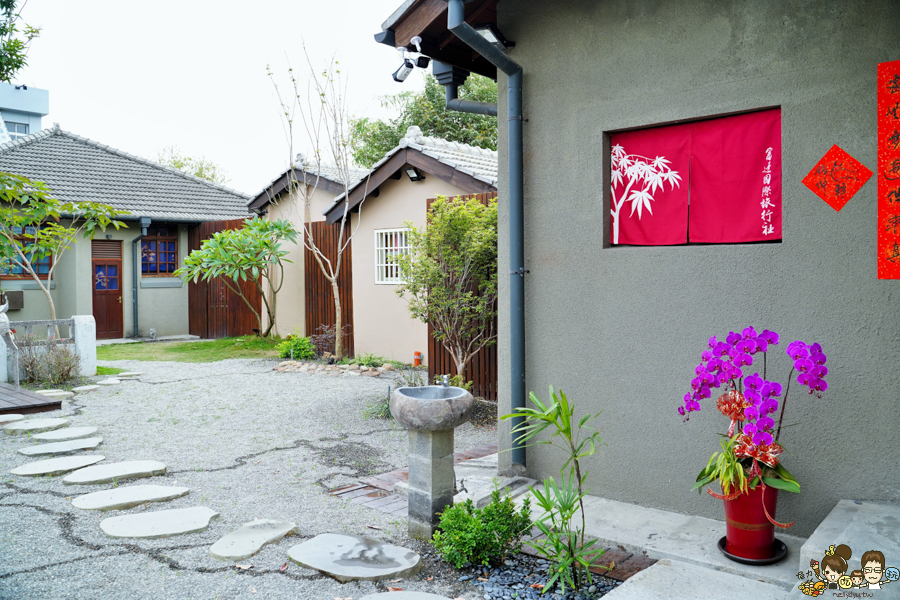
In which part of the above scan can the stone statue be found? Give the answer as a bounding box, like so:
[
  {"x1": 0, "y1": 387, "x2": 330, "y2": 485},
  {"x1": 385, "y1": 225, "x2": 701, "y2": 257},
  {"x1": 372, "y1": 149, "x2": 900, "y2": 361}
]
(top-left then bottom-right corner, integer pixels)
[
  {"x1": 0, "y1": 301, "x2": 18, "y2": 389},
  {"x1": 0, "y1": 301, "x2": 9, "y2": 338}
]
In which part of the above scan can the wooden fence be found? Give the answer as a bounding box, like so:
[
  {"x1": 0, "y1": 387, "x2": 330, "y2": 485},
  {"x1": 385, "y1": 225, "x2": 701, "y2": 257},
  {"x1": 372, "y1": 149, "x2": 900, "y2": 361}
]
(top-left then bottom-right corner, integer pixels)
[
  {"x1": 425, "y1": 192, "x2": 498, "y2": 401},
  {"x1": 304, "y1": 221, "x2": 354, "y2": 357},
  {"x1": 187, "y1": 219, "x2": 262, "y2": 339}
]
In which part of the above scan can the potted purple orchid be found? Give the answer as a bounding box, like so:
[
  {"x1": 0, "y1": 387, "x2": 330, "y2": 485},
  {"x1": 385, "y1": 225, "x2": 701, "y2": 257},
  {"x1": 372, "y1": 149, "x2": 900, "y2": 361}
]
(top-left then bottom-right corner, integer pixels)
[{"x1": 679, "y1": 326, "x2": 828, "y2": 563}]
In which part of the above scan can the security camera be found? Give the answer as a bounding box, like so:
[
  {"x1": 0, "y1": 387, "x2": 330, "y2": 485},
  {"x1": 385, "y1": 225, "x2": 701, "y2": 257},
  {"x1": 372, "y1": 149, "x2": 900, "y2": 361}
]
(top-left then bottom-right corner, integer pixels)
[
  {"x1": 415, "y1": 56, "x2": 431, "y2": 69},
  {"x1": 393, "y1": 58, "x2": 414, "y2": 83}
]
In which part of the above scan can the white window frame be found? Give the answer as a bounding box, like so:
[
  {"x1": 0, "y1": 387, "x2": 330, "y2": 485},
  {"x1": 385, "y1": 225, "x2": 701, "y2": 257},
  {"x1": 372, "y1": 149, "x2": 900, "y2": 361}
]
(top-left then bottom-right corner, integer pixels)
[{"x1": 374, "y1": 228, "x2": 410, "y2": 284}]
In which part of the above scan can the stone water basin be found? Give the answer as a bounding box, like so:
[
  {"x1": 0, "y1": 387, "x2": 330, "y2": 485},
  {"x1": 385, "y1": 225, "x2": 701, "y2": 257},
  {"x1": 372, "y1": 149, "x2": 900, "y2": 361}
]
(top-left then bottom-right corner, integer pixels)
[{"x1": 389, "y1": 386, "x2": 474, "y2": 431}]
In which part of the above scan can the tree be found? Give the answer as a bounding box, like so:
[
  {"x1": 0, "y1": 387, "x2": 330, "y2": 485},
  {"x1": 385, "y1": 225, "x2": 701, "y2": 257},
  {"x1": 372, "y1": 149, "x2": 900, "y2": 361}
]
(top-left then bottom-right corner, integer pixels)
[
  {"x1": 0, "y1": 0, "x2": 39, "y2": 84},
  {"x1": 0, "y1": 172, "x2": 126, "y2": 321},
  {"x1": 156, "y1": 146, "x2": 229, "y2": 185},
  {"x1": 350, "y1": 73, "x2": 497, "y2": 168},
  {"x1": 174, "y1": 217, "x2": 298, "y2": 338},
  {"x1": 267, "y1": 53, "x2": 372, "y2": 359},
  {"x1": 396, "y1": 195, "x2": 498, "y2": 380}
]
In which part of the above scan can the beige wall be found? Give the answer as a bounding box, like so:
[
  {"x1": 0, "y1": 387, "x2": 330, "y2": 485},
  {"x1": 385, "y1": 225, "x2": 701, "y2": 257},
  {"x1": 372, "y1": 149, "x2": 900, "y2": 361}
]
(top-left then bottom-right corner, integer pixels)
[
  {"x1": 350, "y1": 175, "x2": 469, "y2": 363},
  {"x1": 263, "y1": 185, "x2": 338, "y2": 338}
]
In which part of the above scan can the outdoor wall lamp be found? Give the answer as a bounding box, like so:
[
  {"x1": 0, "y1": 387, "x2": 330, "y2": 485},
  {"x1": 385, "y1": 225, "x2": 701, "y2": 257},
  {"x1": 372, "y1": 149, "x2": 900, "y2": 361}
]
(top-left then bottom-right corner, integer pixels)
[
  {"x1": 473, "y1": 24, "x2": 515, "y2": 50},
  {"x1": 405, "y1": 167, "x2": 424, "y2": 181}
]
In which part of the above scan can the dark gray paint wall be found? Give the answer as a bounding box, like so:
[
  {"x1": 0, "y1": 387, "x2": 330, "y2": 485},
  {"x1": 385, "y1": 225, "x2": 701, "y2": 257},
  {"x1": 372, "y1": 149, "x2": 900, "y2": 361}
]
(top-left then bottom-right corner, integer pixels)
[{"x1": 495, "y1": 0, "x2": 900, "y2": 536}]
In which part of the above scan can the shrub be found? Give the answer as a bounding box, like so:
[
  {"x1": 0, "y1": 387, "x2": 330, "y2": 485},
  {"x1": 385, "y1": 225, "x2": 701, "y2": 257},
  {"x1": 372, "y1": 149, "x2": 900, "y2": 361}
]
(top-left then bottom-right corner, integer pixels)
[
  {"x1": 276, "y1": 331, "x2": 316, "y2": 360},
  {"x1": 19, "y1": 337, "x2": 81, "y2": 385},
  {"x1": 432, "y1": 488, "x2": 532, "y2": 568},
  {"x1": 348, "y1": 353, "x2": 389, "y2": 368},
  {"x1": 363, "y1": 387, "x2": 394, "y2": 420}
]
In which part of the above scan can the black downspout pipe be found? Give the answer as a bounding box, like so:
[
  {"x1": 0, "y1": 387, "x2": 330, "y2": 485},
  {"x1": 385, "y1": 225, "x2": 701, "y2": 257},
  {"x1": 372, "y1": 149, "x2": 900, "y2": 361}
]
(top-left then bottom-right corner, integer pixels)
[
  {"x1": 132, "y1": 217, "x2": 151, "y2": 338},
  {"x1": 445, "y1": 83, "x2": 498, "y2": 116},
  {"x1": 444, "y1": 0, "x2": 526, "y2": 469}
]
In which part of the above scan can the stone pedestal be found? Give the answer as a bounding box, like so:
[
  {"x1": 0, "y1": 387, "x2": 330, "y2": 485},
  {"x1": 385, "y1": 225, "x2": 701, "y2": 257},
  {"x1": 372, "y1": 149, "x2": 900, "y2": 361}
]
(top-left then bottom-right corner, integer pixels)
[{"x1": 407, "y1": 429, "x2": 455, "y2": 540}]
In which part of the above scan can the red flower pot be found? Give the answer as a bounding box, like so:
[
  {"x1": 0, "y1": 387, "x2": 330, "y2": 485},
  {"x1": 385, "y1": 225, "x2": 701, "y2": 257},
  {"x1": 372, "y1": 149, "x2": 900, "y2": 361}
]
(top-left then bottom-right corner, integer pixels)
[{"x1": 723, "y1": 486, "x2": 778, "y2": 560}]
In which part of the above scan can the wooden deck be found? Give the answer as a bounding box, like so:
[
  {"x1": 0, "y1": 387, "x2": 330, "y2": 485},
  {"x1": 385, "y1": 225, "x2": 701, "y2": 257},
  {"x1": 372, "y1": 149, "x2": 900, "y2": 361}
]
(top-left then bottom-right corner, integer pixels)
[{"x1": 0, "y1": 382, "x2": 62, "y2": 415}]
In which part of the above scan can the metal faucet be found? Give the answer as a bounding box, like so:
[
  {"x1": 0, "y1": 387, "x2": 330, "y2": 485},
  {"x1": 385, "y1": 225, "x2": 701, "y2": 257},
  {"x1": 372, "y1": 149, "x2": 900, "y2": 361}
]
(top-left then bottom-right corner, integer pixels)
[{"x1": 441, "y1": 374, "x2": 449, "y2": 387}]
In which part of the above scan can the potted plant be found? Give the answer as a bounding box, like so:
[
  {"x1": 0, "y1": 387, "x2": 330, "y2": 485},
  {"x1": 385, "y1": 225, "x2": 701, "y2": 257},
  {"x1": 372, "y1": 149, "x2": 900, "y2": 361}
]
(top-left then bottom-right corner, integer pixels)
[{"x1": 679, "y1": 327, "x2": 828, "y2": 564}]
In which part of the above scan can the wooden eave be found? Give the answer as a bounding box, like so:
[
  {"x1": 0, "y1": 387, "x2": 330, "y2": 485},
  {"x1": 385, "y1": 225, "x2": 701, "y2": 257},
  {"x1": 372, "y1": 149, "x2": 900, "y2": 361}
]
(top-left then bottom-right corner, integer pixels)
[
  {"x1": 323, "y1": 147, "x2": 496, "y2": 225},
  {"x1": 248, "y1": 169, "x2": 345, "y2": 211},
  {"x1": 380, "y1": 0, "x2": 500, "y2": 80}
]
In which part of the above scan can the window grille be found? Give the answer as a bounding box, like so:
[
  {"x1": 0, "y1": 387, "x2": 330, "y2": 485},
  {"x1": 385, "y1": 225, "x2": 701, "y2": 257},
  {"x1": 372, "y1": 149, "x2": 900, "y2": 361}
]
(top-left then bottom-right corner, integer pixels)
[{"x1": 375, "y1": 228, "x2": 409, "y2": 284}]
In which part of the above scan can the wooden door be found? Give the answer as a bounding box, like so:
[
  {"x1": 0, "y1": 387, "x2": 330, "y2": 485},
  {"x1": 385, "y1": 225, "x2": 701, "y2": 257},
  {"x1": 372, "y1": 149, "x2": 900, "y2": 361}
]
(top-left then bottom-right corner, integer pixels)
[{"x1": 91, "y1": 240, "x2": 123, "y2": 339}]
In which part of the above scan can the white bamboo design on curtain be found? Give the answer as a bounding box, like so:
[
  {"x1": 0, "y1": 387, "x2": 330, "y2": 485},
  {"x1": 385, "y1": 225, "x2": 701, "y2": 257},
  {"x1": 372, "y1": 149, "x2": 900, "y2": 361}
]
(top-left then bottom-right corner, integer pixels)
[{"x1": 611, "y1": 144, "x2": 683, "y2": 244}]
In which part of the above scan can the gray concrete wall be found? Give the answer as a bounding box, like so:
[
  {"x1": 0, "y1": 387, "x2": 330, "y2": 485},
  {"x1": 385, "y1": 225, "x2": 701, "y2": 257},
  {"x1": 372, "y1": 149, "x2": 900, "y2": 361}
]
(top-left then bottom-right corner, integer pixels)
[{"x1": 496, "y1": 0, "x2": 900, "y2": 536}]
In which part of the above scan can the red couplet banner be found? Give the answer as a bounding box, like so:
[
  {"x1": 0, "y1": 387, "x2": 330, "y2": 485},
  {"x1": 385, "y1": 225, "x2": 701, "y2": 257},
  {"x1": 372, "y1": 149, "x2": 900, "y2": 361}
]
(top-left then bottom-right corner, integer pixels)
[{"x1": 878, "y1": 59, "x2": 900, "y2": 279}]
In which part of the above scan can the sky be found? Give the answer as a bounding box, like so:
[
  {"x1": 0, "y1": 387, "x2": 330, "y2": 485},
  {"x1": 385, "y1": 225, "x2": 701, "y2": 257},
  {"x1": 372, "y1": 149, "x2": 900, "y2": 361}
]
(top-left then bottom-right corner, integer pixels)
[{"x1": 14, "y1": 0, "x2": 427, "y2": 196}]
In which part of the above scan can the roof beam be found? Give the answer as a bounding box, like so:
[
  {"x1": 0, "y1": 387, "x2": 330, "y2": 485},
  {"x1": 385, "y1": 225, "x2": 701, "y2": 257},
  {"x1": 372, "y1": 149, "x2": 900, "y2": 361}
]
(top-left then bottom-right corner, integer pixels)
[{"x1": 394, "y1": 0, "x2": 447, "y2": 47}]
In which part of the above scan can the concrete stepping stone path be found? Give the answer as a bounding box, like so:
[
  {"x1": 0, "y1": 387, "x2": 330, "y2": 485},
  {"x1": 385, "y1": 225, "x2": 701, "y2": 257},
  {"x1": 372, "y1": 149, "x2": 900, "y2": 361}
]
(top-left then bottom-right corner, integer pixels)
[
  {"x1": 100, "y1": 506, "x2": 219, "y2": 539},
  {"x1": 18, "y1": 437, "x2": 103, "y2": 455},
  {"x1": 33, "y1": 390, "x2": 74, "y2": 399},
  {"x1": 34, "y1": 389, "x2": 64, "y2": 395},
  {"x1": 63, "y1": 460, "x2": 167, "y2": 485},
  {"x1": 209, "y1": 519, "x2": 298, "y2": 561},
  {"x1": 0, "y1": 414, "x2": 24, "y2": 424},
  {"x1": 287, "y1": 533, "x2": 422, "y2": 583},
  {"x1": 97, "y1": 379, "x2": 120, "y2": 386},
  {"x1": 4, "y1": 418, "x2": 68, "y2": 435},
  {"x1": 72, "y1": 385, "x2": 100, "y2": 393},
  {"x1": 11, "y1": 455, "x2": 105, "y2": 476},
  {"x1": 72, "y1": 485, "x2": 190, "y2": 511},
  {"x1": 32, "y1": 426, "x2": 99, "y2": 441},
  {"x1": 116, "y1": 372, "x2": 142, "y2": 378}
]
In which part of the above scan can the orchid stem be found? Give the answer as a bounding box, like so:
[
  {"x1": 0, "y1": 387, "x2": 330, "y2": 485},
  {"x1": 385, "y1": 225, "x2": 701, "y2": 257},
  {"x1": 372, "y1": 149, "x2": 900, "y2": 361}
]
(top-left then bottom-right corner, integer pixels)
[
  {"x1": 775, "y1": 367, "x2": 794, "y2": 442},
  {"x1": 763, "y1": 352, "x2": 767, "y2": 381}
]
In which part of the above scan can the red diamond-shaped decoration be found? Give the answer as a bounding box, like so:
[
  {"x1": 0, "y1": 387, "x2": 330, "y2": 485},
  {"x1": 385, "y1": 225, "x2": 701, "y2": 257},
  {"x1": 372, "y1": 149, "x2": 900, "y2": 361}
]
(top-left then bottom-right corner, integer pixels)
[{"x1": 802, "y1": 145, "x2": 873, "y2": 211}]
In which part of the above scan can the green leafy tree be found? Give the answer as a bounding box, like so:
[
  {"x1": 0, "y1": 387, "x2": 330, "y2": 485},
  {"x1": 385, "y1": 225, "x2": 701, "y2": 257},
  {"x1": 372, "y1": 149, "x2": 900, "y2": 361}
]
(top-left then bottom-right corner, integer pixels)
[
  {"x1": 174, "y1": 217, "x2": 298, "y2": 337},
  {"x1": 0, "y1": 0, "x2": 40, "y2": 84},
  {"x1": 0, "y1": 172, "x2": 127, "y2": 321},
  {"x1": 156, "y1": 146, "x2": 229, "y2": 185},
  {"x1": 396, "y1": 195, "x2": 497, "y2": 380},
  {"x1": 351, "y1": 74, "x2": 497, "y2": 168}
]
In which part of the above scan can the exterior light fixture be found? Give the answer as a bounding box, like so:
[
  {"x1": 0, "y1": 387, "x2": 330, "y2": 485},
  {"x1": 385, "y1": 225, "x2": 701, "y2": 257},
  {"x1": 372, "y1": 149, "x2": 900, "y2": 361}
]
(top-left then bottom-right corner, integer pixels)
[
  {"x1": 405, "y1": 167, "x2": 424, "y2": 182},
  {"x1": 474, "y1": 24, "x2": 515, "y2": 51}
]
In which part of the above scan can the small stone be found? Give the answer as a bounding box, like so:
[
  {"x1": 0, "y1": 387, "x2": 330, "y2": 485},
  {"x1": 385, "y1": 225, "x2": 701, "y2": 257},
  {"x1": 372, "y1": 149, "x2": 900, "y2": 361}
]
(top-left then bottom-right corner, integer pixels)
[
  {"x1": 381, "y1": 364, "x2": 395, "y2": 371},
  {"x1": 4, "y1": 418, "x2": 68, "y2": 435},
  {"x1": 63, "y1": 460, "x2": 167, "y2": 485},
  {"x1": 348, "y1": 364, "x2": 360, "y2": 371},
  {"x1": 97, "y1": 379, "x2": 120, "y2": 385},
  {"x1": 11, "y1": 455, "x2": 105, "y2": 476},
  {"x1": 72, "y1": 484, "x2": 190, "y2": 511},
  {"x1": 18, "y1": 437, "x2": 103, "y2": 455},
  {"x1": 588, "y1": 585, "x2": 596, "y2": 594},
  {"x1": 33, "y1": 426, "x2": 98, "y2": 441},
  {"x1": 209, "y1": 519, "x2": 298, "y2": 561},
  {"x1": 363, "y1": 370, "x2": 379, "y2": 377},
  {"x1": 100, "y1": 506, "x2": 219, "y2": 538},
  {"x1": 0, "y1": 414, "x2": 24, "y2": 424},
  {"x1": 72, "y1": 385, "x2": 100, "y2": 393},
  {"x1": 287, "y1": 533, "x2": 422, "y2": 583}
]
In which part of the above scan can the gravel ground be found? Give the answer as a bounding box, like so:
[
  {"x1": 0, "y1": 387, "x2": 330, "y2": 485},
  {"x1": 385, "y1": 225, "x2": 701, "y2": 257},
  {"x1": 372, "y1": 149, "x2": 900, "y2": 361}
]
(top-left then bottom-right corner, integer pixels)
[{"x1": 0, "y1": 358, "x2": 497, "y2": 600}]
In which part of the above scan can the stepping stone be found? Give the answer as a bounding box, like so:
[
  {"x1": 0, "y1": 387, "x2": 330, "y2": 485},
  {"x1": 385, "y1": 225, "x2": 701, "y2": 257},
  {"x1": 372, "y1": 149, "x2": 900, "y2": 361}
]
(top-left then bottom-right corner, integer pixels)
[
  {"x1": 287, "y1": 533, "x2": 423, "y2": 583},
  {"x1": 18, "y1": 437, "x2": 103, "y2": 456},
  {"x1": 0, "y1": 414, "x2": 24, "y2": 424},
  {"x1": 100, "y1": 506, "x2": 219, "y2": 539},
  {"x1": 209, "y1": 519, "x2": 298, "y2": 561},
  {"x1": 11, "y1": 455, "x2": 105, "y2": 476},
  {"x1": 32, "y1": 426, "x2": 99, "y2": 441},
  {"x1": 359, "y1": 594, "x2": 452, "y2": 600},
  {"x1": 35, "y1": 389, "x2": 64, "y2": 395},
  {"x1": 72, "y1": 484, "x2": 190, "y2": 511},
  {"x1": 4, "y1": 418, "x2": 68, "y2": 435},
  {"x1": 33, "y1": 390, "x2": 74, "y2": 399},
  {"x1": 72, "y1": 385, "x2": 100, "y2": 393},
  {"x1": 97, "y1": 379, "x2": 120, "y2": 386},
  {"x1": 63, "y1": 460, "x2": 167, "y2": 485},
  {"x1": 116, "y1": 372, "x2": 142, "y2": 378}
]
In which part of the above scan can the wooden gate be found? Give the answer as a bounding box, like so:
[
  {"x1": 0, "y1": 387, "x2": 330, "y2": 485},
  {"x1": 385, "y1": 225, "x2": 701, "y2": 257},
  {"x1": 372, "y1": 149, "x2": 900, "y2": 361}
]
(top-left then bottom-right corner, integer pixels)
[
  {"x1": 304, "y1": 221, "x2": 354, "y2": 356},
  {"x1": 426, "y1": 192, "x2": 498, "y2": 400},
  {"x1": 187, "y1": 219, "x2": 261, "y2": 339}
]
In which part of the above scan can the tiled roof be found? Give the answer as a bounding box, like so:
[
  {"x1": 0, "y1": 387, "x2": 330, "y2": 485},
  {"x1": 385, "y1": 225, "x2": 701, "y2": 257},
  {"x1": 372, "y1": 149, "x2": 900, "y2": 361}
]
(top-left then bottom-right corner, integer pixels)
[
  {"x1": 326, "y1": 126, "x2": 498, "y2": 213},
  {"x1": 250, "y1": 156, "x2": 369, "y2": 209},
  {"x1": 0, "y1": 124, "x2": 251, "y2": 222}
]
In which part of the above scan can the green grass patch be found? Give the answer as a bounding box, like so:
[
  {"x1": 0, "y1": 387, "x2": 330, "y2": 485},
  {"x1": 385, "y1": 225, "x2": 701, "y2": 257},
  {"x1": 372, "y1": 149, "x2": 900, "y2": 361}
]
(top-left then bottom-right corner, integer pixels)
[
  {"x1": 97, "y1": 366, "x2": 125, "y2": 376},
  {"x1": 97, "y1": 336, "x2": 281, "y2": 363}
]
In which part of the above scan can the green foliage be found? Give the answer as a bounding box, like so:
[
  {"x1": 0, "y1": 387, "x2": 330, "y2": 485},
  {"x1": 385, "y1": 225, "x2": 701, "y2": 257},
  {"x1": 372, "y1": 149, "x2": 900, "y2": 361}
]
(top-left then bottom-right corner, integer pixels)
[
  {"x1": 0, "y1": 172, "x2": 126, "y2": 320},
  {"x1": 97, "y1": 336, "x2": 280, "y2": 363},
  {"x1": 344, "y1": 353, "x2": 389, "y2": 368},
  {"x1": 276, "y1": 331, "x2": 316, "y2": 360},
  {"x1": 694, "y1": 436, "x2": 801, "y2": 496},
  {"x1": 363, "y1": 387, "x2": 394, "y2": 420},
  {"x1": 432, "y1": 488, "x2": 532, "y2": 568},
  {"x1": 175, "y1": 217, "x2": 298, "y2": 337},
  {"x1": 156, "y1": 146, "x2": 229, "y2": 185},
  {"x1": 96, "y1": 366, "x2": 125, "y2": 376},
  {"x1": 350, "y1": 74, "x2": 497, "y2": 168},
  {"x1": 502, "y1": 388, "x2": 605, "y2": 593},
  {"x1": 0, "y1": 0, "x2": 40, "y2": 84},
  {"x1": 396, "y1": 196, "x2": 498, "y2": 381}
]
